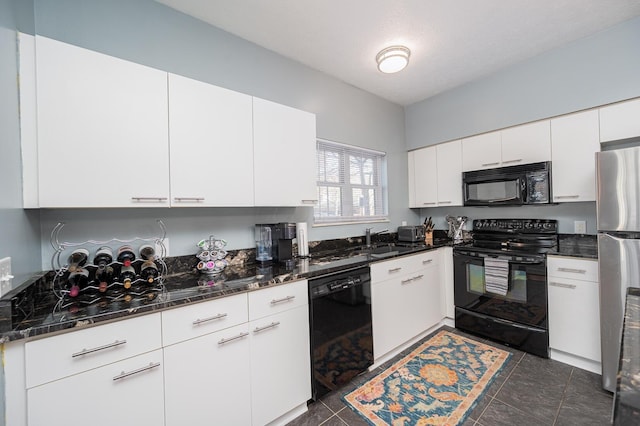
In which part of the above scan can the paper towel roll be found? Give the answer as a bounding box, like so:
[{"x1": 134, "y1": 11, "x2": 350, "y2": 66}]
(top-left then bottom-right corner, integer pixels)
[{"x1": 296, "y1": 222, "x2": 309, "y2": 257}]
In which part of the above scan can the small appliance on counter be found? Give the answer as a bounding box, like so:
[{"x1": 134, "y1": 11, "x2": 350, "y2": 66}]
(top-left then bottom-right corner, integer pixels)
[
  {"x1": 397, "y1": 225, "x2": 425, "y2": 243},
  {"x1": 255, "y1": 223, "x2": 297, "y2": 267}
]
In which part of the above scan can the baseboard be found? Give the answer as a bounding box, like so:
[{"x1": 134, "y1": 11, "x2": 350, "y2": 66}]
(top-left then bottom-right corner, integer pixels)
[{"x1": 550, "y1": 348, "x2": 602, "y2": 374}]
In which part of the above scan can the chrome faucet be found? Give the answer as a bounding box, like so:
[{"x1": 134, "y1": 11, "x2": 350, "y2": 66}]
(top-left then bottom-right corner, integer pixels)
[{"x1": 365, "y1": 228, "x2": 388, "y2": 248}]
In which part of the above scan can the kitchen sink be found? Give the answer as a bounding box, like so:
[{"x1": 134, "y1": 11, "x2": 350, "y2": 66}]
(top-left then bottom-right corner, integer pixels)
[{"x1": 357, "y1": 244, "x2": 420, "y2": 259}]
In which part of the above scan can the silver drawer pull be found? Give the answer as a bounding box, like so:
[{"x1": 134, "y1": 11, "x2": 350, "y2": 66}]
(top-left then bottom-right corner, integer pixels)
[
  {"x1": 131, "y1": 197, "x2": 168, "y2": 202},
  {"x1": 481, "y1": 162, "x2": 500, "y2": 167},
  {"x1": 422, "y1": 202, "x2": 436, "y2": 205},
  {"x1": 301, "y1": 199, "x2": 318, "y2": 204},
  {"x1": 113, "y1": 362, "x2": 160, "y2": 381},
  {"x1": 438, "y1": 200, "x2": 452, "y2": 204},
  {"x1": 401, "y1": 277, "x2": 414, "y2": 284},
  {"x1": 253, "y1": 321, "x2": 281, "y2": 333},
  {"x1": 555, "y1": 195, "x2": 580, "y2": 199},
  {"x1": 174, "y1": 197, "x2": 205, "y2": 202},
  {"x1": 413, "y1": 274, "x2": 424, "y2": 281},
  {"x1": 193, "y1": 313, "x2": 228, "y2": 325},
  {"x1": 388, "y1": 267, "x2": 402, "y2": 273},
  {"x1": 422, "y1": 259, "x2": 433, "y2": 264},
  {"x1": 72, "y1": 340, "x2": 127, "y2": 358},
  {"x1": 502, "y1": 159, "x2": 523, "y2": 164},
  {"x1": 557, "y1": 267, "x2": 586, "y2": 274},
  {"x1": 271, "y1": 295, "x2": 295, "y2": 305},
  {"x1": 218, "y1": 332, "x2": 250, "y2": 345},
  {"x1": 549, "y1": 281, "x2": 577, "y2": 289}
]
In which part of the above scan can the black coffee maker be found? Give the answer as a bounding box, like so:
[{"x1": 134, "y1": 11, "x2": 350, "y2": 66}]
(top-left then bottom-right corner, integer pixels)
[{"x1": 255, "y1": 223, "x2": 297, "y2": 267}]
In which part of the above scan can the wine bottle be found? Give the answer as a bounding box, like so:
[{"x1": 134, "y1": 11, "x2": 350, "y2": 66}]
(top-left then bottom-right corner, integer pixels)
[
  {"x1": 93, "y1": 246, "x2": 113, "y2": 267},
  {"x1": 139, "y1": 260, "x2": 159, "y2": 284},
  {"x1": 95, "y1": 264, "x2": 114, "y2": 293},
  {"x1": 116, "y1": 245, "x2": 136, "y2": 267},
  {"x1": 67, "y1": 248, "x2": 89, "y2": 273},
  {"x1": 139, "y1": 244, "x2": 156, "y2": 261},
  {"x1": 119, "y1": 265, "x2": 136, "y2": 289},
  {"x1": 68, "y1": 267, "x2": 89, "y2": 297}
]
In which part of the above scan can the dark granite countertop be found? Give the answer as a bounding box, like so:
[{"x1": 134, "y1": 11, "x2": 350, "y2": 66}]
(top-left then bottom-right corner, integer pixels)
[
  {"x1": 614, "y1": 287, "x2": 640, "y2": 424},
  {"x1": 551, "y1": 234, "x2": 598, "y2": 259},
  {"x1": 0, "y1": 238, "x2": 452, "y2": 344}
]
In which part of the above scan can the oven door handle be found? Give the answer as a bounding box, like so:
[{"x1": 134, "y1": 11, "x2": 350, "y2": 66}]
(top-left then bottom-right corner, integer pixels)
[
  {"x1": 485, "y1": 254, "x2": 545, "y2": 265},
  {"x1": 492, "y1": 316, "x2": 545, "y2": 332}
]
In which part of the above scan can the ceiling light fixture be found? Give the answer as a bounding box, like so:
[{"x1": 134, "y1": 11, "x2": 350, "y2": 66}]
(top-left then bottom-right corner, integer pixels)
[{"x1": 376, "y1": 45, "x2": 411, "y2": 74}]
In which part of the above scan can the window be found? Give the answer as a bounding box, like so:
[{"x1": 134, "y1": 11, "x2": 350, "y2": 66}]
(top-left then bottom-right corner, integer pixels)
[{"x1": 315, "y1": 139, "x2": 388, "y2": 224}]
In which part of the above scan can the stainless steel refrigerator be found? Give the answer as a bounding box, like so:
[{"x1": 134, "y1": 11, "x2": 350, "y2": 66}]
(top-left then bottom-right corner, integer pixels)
[{"x1": 596, "y1": 146, "x2": 640, "y2": 392}]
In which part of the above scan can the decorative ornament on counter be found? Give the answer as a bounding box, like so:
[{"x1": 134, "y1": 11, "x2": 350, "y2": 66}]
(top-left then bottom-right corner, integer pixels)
[{"x1": 196, "y1": 235, "x2": 228, "y2": 275}]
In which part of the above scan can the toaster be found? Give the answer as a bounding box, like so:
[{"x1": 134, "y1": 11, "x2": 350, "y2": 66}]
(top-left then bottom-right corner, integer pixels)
[{"x1": 397, "y1": 226, "x2": 425, "y2": 242}]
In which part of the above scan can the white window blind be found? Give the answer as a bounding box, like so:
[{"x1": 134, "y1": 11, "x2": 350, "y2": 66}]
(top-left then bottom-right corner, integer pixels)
[{"x1": 315, "y1": 139, "x2": 388, "y2": 224}]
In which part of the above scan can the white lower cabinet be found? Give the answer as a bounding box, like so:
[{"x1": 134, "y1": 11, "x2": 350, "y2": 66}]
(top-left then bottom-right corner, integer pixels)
[
  {"x1": 547, "y1": 256, "x2": 601, "y2": 373},
  {"x1": 28, "y1": 349, "x2": 165, "y2": 426},
  {"x1": 249, "y1": 305, "x2": 311, "y2": 426},
  {"x1": 372, "y1": 250, "x2": 442, "y2": 361},
  {"x1": 164, "y1": 323, "x2": 251, "y2": 426}
]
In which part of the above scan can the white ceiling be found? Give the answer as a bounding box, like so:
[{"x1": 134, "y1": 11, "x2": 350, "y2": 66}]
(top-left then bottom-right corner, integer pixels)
[{"x1": 155, "y1": 0, "x2": 640, "y2": 106}]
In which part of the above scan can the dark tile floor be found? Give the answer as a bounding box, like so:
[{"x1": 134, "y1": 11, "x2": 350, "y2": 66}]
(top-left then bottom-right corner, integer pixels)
[{"x1": 288, "y1": 326, "x2": 614, "y2": 426}]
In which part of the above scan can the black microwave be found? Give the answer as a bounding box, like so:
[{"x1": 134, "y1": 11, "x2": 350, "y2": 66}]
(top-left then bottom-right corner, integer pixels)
[{"x1": 463, "y1": 161, "x2": 552, "y2": 206}]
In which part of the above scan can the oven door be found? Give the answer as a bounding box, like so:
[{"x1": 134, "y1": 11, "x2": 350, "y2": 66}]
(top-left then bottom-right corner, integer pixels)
[{"x1": 453, "y1": 249, "x2": 547, "y2": 329}]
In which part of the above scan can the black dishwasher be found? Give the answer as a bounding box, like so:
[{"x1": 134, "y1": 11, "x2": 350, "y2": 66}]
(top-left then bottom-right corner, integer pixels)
[{"x1": 308, "y1": 266, "x2": 373, "y2": 400}]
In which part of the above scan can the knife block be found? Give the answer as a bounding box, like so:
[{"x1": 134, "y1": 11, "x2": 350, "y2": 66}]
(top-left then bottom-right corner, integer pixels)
[{"x1": 425, "y1": 230, "x2": 433, "y2": 246}]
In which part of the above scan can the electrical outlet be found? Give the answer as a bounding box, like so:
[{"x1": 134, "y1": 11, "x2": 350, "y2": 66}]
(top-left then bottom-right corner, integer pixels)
[
  {"x1": 0, "y1": 257, "x2": 13, "y2": 297},
  {"x1": 574, "y1": 221, "x2": 587, "y2": 234},
  {"x1": 155, "y1": 238, "x2": 169, "y2": 257}
]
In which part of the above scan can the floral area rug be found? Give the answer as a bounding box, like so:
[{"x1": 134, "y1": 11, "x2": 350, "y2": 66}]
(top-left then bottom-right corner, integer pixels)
[{"x1": 343, "y1": 330, "x2": 511, "y2": 425}]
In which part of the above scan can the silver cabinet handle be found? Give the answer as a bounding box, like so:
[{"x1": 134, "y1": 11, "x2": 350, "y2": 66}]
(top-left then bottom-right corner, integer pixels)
[
  {"x1": 422, "y1": 202, "x2": 436, "y2": 205},
  {"x1": 113, "y1": 362, "x2": 160, "y2": 381},
  {"x1": 422, "y1": 259, "x2": 433, "y2": 264},
  {"x1": 502, "y1": 159, "x2": 523, "y2": 164},
  {"x1": 174, "y1": 197, "x2": 205, "y2": 202},
  {"x1": 301, "y1": 199, "x2": 318, "y2": 204},
  {"x1": 271, "y1": 295, "x2": 295, "y2": 305},
  {"x1": 388, "y1": 267, "x2": 402, "y2": 273},
  {"x1": 131, "y1": 197, "x2": 168, "y2": 202},
  {"x1": 253, "y1": 321, "x2": 280, "y2": 333},
  {"x1": 193, "y1": 313, "x2": 227, "y2": 325},
  {"x1": 481, "y1": 162, "x2": 500, "y2": 167},
  {"x1": 72, "y1": 340, "x2": 126, "y2": 358},
  {"x1": 438, "y1": 200, "x2": 452, "y2": 204},
  {"x1": 555, "y1": 195, "x2": 580, "y2": 199},
  {"x1": 218, "y1": 332, "x2": 249, "y2": 345},
  {"x1": 401, "y1": 274, "x2": 424, "y2": 285},
  {"x1": 557, "y1": 267, "x2": 586, "y2": 274},
  {"x1": 549, "y1": 281, "x2": 577, "y2": 289},
  {"x1": 413, "y1": 274, "x2": 424, "y2": 281}
]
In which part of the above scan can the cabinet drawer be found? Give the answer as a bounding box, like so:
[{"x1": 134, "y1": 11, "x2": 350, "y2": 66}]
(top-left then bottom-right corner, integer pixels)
[
  {"x1": 25, "y1": 313, "x2": 161, "y2": 388},
  {"x1": 162, "y1": 293, "x2": 248, "y2": 347},
  {"x1": 248, "y1": 279, "x2": 308, "y2": 321},
  {"x1": 547, "y1": 256, "x2": 598, "y2": 281},
  {"x1": 371, "y1": 250, "x2": 440, "y2": 282}
]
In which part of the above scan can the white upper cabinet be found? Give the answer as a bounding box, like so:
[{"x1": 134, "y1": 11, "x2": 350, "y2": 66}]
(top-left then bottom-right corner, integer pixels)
[
  {"x1": 253, "y1": 97, "x2": 317, "y2": 206},
  {"x1": 501, "y1": 120, "x2": 551, "y2": 166},
  {"x1": 461, "y1": 131, "x2": 501, "y2": 171},
  {"x1": 551, "y1": 110, "x2": 600, "y2": 202},
  {"x1": 436, "y1": 140, "x2": 463, "y2": 206},
  {"x1": 35, "y1": 36, "x2": 170, "y2": 208},
  {"x1": 599, "y1": 98, "x2": 640, "y2": 143},
  {"x1": 411, "y1": 146, "x2": 438, "y2": 207},
  {"x1": 168, "y1": 74, "x2": 254, "y2": 207}
]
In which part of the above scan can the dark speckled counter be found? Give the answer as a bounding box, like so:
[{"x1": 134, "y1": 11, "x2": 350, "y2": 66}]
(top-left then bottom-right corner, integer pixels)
[
  {"x1": 0, "y1": 239, "x2": 452, "y2": 343},
  {"x1": 614, "y1": 287, "x2": 640, "y2": 424},
  {"x1": 553, "y1": 234, "x2": 598, "y2": 259}
]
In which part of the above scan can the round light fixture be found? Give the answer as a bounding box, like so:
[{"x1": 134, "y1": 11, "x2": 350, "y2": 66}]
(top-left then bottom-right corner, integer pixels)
[{"x1": 376, "y1": 45, "x2": 411, "y2": 73}]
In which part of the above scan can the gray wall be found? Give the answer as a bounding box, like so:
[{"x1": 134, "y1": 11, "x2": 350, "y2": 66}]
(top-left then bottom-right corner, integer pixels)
[
  {"x1": 405, "y1": 16, "x2": 640, "y2": 150},
  {"x1": 32, "y1": 0, "x2": 415, "y2": 268},
  {"x1": 0, "y1": 0, "x2": 40, "y2": 286}
]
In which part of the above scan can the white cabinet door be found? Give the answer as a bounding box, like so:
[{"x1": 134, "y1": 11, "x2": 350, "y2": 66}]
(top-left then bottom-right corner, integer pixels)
[
  {"x1": 168, "y1": 74, "x2": 254, "y2": 206},
  {"x1": 35, "y1": 36, "x2": 170, "y2": 208},
  {"x1": 436, "y1": 140, "x2": 463, "y2": 206},
  {"x1": 412, "y1": 146, "x2": 438, "y2": 207},
  {"x1": 548, "y1": 277, "x2": 601, "y2": 362},
  {"x1": 501, "y1": 120, "x2": 551, "y2": 166},
  {"x1": 408, "y1": 151, "x2": 417, "y2": 208},
  {"x1": 599, "y1": 98, "x2": 640, "y2": 143},
  {"x1": 164, "y1": 323, "x2": 252, "y2": 426},
  {"x1": 253, "y1": 97, "x2": 317, "y2": 206},
  {"x1": 551, "y1": 110, "x2": 600, "y2": 202},
  {"x1": 462, "y1": 131, "x2": 501, "y2": 171},
  {"x1": 28, "y1": 350, "x2": 165, "y2": 426},
  {"x1": 249, "y1": 305, "x2": 311, "y2": 426}
]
